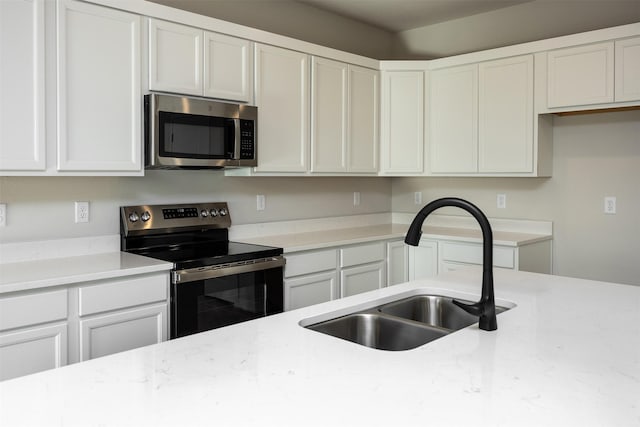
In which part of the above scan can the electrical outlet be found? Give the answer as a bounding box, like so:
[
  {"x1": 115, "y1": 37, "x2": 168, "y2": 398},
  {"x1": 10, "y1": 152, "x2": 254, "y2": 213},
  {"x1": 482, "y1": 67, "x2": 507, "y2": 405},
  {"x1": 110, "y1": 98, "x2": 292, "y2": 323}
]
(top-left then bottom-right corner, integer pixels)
[
  {"x1": 256, "y1": 195, "x2": 265, "y2": 211},
  {"x1": 497, "y1": 194, "x2": 507, "y2": 209},
  {"x1": 604, "y1": 196, "x2": 616, "y2": 214},
  {"x1": 0, "y1": 203, "x2": 6, "y2": 227},
  {"x1": 414, "y1": 192, "x2": 422, "y2": 205},
  {"x1": 353, "y1": 192, "x2": 361, "y2": 206},
  {"x1": 75, "y1": 201, "x2": 89, "y2": 223}
]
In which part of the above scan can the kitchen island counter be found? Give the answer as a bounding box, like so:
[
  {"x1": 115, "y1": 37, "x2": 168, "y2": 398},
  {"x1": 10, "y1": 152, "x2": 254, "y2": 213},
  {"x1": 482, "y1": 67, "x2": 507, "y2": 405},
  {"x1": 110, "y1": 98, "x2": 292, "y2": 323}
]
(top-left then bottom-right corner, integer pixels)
[{"x1": 1, "y1": 268, "x2": 638, "y2": 426}]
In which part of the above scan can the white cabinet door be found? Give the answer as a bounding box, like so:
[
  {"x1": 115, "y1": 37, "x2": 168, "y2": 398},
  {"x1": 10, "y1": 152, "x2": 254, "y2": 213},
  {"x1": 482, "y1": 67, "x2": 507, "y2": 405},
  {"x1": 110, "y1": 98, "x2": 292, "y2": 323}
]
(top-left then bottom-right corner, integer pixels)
[
  {"x1": 311, "y1": 57, "x2": 347, "y2": 172},
  {"x1": 615, "y1": 37, "x2": 640, "y2": 102},
  {"x1": 79, "y1": 304, "x2": 166, "y2": 361},
  {"x1": 0, "y1": 0, "x2": 45, "y2": 172},
  {"x1": 348, "y1": 65, "x2": 378, "y2": 173},
  {"x1": 148, "y1": 19, "x2": 202, "y2": 96},
  {"x1": 429, "y1": 64, "x2": 477, "y2": 173},
  {"x1": 547, "y1": 42, "x2": 614, "y2": 108},
  {"x1": 408, "y1": 240, "x2": 438, "y2": 280},
  {"x1": 285, "y1": 271, "x2": 338, "y2": 311},
  {"x1": 57, "y1": 0, "x2": 141, "y2": 172},
  {"x1": 478, "y1": 55, "x2": 533, "y2": 173},
  {"x1": 0, "y1": 323, "x2": 67, "y2": 381},
  {"x1": 254, "y1": 44, "x2": 310, "y2": 173},
  {"x1": 340, "y1": 262, "x2": 385, "y2": 297},
  {"x1": 380, "y1": 71, "x2": 424, "y2": 174},
  {"x1": 203, "y1": 32, "x2": 252, "y2": 102},
  {"x1": 387, "y1": 240, "x2": 408, "y2": 286}
]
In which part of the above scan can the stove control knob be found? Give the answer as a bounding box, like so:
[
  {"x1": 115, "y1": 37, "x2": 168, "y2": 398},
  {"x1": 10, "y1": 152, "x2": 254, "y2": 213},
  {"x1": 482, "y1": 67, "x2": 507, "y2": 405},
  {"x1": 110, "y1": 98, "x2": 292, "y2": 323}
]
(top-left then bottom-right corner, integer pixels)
[
  {"x1": 128, "y1": 212, "x2": 139, "y2": 223},
  {"x1": 200, "y1": 209, "x2": 209, "y2": 218},
  {"x1": 209, "y1": 209, "x2": 218, "y2": 217},
  {"x1": 141, "y1": 211, "x2": 151, "y2": 222},
  {"x1": 219, "y1": 208, "x2": 228, "y2": 217}
]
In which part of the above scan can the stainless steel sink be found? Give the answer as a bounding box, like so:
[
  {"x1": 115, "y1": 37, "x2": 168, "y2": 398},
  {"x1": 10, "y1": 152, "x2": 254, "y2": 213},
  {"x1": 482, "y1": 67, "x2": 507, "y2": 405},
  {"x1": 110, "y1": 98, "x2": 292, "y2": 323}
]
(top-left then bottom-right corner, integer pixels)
[
  {"x1": 378, "y1": 295, "x2": 509, "y2": 330},
  {"x1": 306, "y1": 313, "x2": 449, "y2": 351},
  {"x1": 304, "y1": 294, "x2": 511, "y2": 351}
]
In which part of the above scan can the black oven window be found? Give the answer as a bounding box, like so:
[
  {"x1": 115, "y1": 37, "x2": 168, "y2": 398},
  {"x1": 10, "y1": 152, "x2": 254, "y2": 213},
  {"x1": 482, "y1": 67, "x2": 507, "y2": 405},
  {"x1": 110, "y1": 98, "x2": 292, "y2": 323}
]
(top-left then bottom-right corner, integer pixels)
[
  {"x1": 173, "y1": 268, "x2": 283, "y2": 338},
  {"x1": 159, "y1": 111, "x2": 235, "y2": 159}
]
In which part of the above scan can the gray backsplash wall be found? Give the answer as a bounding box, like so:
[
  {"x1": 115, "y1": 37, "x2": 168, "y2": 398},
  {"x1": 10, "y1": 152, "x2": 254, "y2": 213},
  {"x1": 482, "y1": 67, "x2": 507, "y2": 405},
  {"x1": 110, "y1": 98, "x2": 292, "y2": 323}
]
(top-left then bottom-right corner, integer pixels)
[
  {"x1": 393, "y1": 110, "x2": 640, "y2": 286},
  {"x1": 0, "y1": 175, "x2": 392, "y2": 243},
  {"x1": 1, "y1": 111, "x2": 638, "y2": 286}
]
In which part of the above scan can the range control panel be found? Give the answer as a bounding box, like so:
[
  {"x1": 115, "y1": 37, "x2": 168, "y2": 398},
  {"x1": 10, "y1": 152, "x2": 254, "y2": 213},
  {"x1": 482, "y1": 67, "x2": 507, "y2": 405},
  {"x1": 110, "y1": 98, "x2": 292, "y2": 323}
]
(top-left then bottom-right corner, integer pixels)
[{"x1": 120, "y1": 202, "x2": 231, "y2": 236}]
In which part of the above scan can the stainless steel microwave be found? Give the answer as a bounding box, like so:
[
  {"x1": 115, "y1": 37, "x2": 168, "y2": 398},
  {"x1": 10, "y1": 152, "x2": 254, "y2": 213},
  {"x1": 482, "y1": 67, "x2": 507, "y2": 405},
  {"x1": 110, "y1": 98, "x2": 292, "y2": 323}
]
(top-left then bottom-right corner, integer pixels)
[{"x1": 144, "y1": 94, "x2": 257, "y2": 169}]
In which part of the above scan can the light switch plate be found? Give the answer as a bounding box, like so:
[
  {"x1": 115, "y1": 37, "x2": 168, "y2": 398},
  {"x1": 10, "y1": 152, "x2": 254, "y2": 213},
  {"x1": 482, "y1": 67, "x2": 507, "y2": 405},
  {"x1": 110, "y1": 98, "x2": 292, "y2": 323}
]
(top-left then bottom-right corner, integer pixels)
[
  {"x1": 0, "y1": 203, "x2": 6, "y2": 227},
  {"x1": 256, "y1": 195, "x2": 265, "y2": 211}
]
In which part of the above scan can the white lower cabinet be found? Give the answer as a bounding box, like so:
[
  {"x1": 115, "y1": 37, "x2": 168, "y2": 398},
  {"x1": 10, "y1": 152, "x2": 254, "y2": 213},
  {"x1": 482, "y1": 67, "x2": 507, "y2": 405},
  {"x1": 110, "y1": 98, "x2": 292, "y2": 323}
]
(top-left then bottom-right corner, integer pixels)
[
  {"x1": 0, "y1": 289, "x2": 68, "y2": 381},
  {"x1": 79, "y1": 304, "x2": 166, "y2": 361},
  {"x1": 74, "y1": 273, "x2": 168, "y2": 362},
  {"x1": 410, "y1": 238, "x2": 552, "y2": 281},
  {"x1": 339, "y1": 242, "x2": 385, "y2": 297},
  {"x1": 408, "y1": 239, "x2": 438, "y2": 280},
  {"x1": 284, "y1": 249, "x2": 338, "y2": 311},
  {"x1": 284, "y1": 241, "x2": 394, "y2": 310},
  {"x1": 386, "y1": 240, "x2": 408, "y2": 285},
  {"x1": 340, "y1": 262, "x2": 385, "y2": 297},
  {"x1": 0, "y1": 272, "x2": 169, "y2": 380},
  {"x1": 0, "y1": 323, "x2": 67, "y2": 381},
  {"x1": 285, "y1": 271, "x2": 338, "y2": 311}
]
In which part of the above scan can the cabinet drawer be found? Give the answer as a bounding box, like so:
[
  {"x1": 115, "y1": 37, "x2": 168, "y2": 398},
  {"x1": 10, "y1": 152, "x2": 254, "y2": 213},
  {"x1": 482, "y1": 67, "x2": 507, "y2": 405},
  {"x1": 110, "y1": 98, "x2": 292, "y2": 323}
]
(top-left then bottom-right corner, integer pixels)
[
  {"x1": 285, "y1": 249, "x2": 337, "y2": 278},
  {"x1": 340, "y1": 242, "x2": 385, "y2": 268},
  {"x1": 0, "y1": 290, "x2": 67, "y2": 332},
  {"x1": 441, "y1": 242, "x2": 514, "y2": 269},
  {"x1": 79, "y1": 274, "x2": 168, "y2": 316}
]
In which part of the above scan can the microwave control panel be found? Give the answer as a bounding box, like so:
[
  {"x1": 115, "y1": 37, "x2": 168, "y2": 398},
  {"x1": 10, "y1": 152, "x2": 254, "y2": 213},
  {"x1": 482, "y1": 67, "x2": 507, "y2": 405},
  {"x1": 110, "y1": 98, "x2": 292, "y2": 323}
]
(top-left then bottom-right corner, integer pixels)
[{"x1": 239, "y1": 119, "x2": 255, "y2": 160}]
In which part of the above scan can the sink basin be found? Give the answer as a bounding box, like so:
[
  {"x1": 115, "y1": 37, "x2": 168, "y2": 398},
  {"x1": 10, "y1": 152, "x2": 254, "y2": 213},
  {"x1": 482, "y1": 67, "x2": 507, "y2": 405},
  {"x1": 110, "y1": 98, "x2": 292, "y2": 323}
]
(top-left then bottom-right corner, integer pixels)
[
  {"x1": 306, "y1": 312, "x2": 448, "y2": 351},
  {"x1": 304, "y1": 294, "x2": 512, "y2": 351},
  {"x1": 378, "y1": 295, "x2": 509, "y2": 330}
]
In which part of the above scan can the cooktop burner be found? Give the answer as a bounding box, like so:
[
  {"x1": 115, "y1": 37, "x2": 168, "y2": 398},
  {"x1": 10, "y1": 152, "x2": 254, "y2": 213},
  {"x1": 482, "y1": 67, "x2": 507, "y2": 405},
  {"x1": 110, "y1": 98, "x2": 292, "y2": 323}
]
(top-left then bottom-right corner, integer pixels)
[{"x1": 131, "y1": 241, "x2": 282, "y2": 270}]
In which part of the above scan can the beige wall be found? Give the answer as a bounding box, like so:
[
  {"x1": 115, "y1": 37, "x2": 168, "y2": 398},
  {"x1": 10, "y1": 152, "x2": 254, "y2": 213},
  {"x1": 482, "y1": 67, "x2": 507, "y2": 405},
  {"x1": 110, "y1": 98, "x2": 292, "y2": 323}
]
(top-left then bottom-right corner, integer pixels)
[
  {"x1": 0, "y1": 174, "x2": 391, "y2": 243},
  {"x1": 392, "y1": 110, "x2": 640, "y2": 285},
  {"x1": 391, "y1": 1, "x2": 640, "y2": 59}
]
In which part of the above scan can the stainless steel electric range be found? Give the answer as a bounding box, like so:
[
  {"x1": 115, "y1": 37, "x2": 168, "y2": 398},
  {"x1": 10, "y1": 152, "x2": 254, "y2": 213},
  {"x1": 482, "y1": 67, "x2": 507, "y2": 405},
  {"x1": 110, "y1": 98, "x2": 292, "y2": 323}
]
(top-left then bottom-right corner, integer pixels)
[{"x1": 120, "y1": 202, "x2": 285, "y2": 339}]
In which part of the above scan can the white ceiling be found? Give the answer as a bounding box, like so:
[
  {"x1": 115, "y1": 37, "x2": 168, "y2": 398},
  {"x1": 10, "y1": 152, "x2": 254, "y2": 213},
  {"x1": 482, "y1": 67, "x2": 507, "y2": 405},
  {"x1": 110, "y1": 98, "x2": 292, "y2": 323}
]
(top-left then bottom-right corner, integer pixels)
[{"x1": 296, "y1": 0, "x2": 535, "y2": 32}]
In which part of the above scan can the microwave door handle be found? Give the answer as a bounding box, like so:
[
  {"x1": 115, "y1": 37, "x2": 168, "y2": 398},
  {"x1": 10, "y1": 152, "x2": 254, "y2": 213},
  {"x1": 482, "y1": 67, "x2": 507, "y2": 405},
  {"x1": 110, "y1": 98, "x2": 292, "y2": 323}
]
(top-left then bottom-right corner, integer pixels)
[{"x1": 233, "y1": 118, "x2": 241, "y2": 160}]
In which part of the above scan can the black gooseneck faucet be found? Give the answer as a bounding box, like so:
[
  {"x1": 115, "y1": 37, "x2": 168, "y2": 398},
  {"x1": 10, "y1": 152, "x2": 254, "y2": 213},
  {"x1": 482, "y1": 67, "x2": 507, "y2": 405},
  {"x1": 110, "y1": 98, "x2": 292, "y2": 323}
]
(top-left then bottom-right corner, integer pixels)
[{"x1": 404, "y1": 197, "x2": 497, "y2": 331}]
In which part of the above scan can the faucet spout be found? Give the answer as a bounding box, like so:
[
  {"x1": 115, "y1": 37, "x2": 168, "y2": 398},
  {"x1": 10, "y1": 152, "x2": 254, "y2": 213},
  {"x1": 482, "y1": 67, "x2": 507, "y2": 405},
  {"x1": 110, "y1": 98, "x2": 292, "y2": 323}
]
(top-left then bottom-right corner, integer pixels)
[{"x1": 404, "y1": 197, "x2": 497, "y2": 331}]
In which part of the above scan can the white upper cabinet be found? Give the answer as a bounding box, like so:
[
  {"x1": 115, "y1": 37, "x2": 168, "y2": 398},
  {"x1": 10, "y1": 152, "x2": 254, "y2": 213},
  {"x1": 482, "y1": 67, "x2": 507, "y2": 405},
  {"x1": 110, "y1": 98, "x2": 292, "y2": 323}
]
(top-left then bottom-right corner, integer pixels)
[
  {"x1": 0, "y1": 0, "x2": 45, "y2": 172},
  {"x1": 348, "y1": 65, "x2": 379, "y2": 173},
  {"x1": 149, "y1": 19, "x2": 252, "y2": 102},
  {"x1": 148, "y1": 19, "x2": 202, "y2": 96},
  {"x1": 380, "y1": 70, "x2": 424, "y2": 174},
  {"x1": 311, "y1": 57, "x2": 348, "y2": 173},
  {"x1": 615, "y1": 36, "x2": 640, "y2": 102},
  {"x1": 478, "y1": 55, "x2": 533, "y2": 173},
  {"x1": 254, "y1": 43, "x2": 310, "y2": 173},
  {"x1": 429, "y1": 64, "x2": 477, "y2": 173},
  {"x1": 310, "y1": 59, "x2": 378, "y2": 174},
  {"x1": 547, "y1": 42, "x2": 614, "y2": 108},
  {"x1": 57, "y1": 0, "x2": 142, "y2": 173},
  {"x1": 204, "y1": 32, "x2": 252, "y2": 102},
  {"x1": 429, "y1": 55, "x2": 534, "y2": 175}
]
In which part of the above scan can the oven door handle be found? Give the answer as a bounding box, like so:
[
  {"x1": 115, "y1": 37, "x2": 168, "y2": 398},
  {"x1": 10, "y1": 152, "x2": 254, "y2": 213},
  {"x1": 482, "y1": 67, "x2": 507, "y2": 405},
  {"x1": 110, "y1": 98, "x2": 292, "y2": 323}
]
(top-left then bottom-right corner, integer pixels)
[{"x1": 172, "y1": 256, "x2": 286, "y2": 284}]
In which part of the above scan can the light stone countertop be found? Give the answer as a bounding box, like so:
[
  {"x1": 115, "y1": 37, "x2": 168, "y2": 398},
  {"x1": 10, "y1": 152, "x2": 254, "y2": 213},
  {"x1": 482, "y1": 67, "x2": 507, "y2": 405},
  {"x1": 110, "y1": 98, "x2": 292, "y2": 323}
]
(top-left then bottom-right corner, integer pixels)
[
  {"x1": 0, "y1": 267, "x2": 637, "y2": 427},
  {"x1": 236, "y1": 223, "x2": 552, "y2": 253},
  {"x1": 0, "y1": 252, "x2": 172, "y2": 294}
]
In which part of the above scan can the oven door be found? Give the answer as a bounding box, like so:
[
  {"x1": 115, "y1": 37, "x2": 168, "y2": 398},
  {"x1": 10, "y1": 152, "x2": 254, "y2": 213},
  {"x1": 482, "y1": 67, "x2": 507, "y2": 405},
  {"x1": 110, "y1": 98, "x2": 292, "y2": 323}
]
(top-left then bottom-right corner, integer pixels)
[{"x1": 171, "y1": 257, "x2": 285, "y2": 339}]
